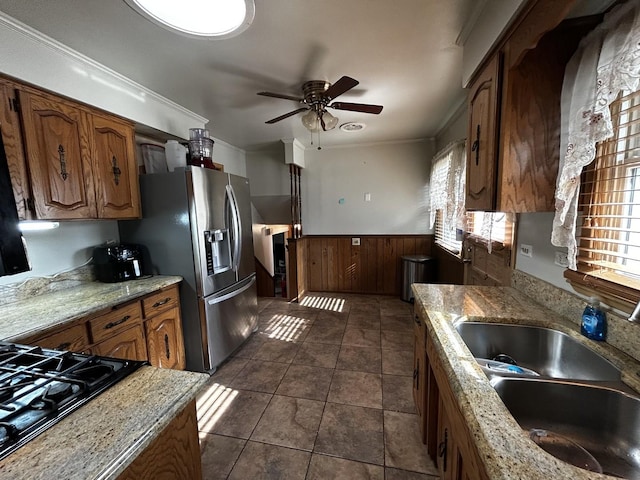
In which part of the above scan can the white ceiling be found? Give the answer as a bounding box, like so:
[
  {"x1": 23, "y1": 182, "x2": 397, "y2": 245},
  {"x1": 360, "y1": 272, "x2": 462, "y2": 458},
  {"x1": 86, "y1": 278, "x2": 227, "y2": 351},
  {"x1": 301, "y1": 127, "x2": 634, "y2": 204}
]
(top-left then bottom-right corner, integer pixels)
[{"x1": 0, "y1": 0, "x2": 474, "y2": 150}]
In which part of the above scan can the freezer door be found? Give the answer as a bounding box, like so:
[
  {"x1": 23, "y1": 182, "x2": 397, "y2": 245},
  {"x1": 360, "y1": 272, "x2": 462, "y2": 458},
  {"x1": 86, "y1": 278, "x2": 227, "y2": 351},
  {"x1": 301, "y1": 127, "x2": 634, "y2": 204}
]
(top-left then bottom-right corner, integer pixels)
[
  {"x1": 228, "y1": 174, "x2": 256, "y2": 281},
  {"x1": 191, "y1": 168, "x2": 236, "y2": 296},
  {"x1": 203, "y1": 274, "x2": 258, "y2": 370}
]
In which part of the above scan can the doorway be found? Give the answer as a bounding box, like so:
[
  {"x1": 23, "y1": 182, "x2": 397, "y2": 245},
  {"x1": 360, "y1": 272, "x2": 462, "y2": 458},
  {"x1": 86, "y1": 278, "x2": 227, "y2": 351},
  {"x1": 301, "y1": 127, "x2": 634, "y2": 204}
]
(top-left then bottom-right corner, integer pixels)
[{"x1": 273, "y1": 232, "x2": 286, "y2": 297}]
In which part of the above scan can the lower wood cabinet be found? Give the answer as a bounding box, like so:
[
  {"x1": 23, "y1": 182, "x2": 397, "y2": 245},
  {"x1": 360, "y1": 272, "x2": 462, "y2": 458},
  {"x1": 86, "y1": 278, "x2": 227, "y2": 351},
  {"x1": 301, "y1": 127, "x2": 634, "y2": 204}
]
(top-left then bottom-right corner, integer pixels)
[
  {"x1": 21, "y1": 284, "x2": 185, "y2": 370},
  {"x1": 116, "y1": 400, "x2": 202, "y2": 480},
  {"x1": 93, "y1": 323, "x2": 148, "y2": 362},
  {"x1": 145, "y1": 308, "x2": 186, "y2": 370},
  {"x1": 415, "y1": 313, "x2": 488, "y2": 480}
]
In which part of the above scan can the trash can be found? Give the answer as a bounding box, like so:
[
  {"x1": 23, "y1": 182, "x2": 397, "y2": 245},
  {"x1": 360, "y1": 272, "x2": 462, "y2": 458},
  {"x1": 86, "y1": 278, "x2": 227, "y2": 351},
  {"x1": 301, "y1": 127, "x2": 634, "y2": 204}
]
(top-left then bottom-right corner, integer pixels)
[{"x1": 401, "y1": 255, "x2": 436, "y2": 303}]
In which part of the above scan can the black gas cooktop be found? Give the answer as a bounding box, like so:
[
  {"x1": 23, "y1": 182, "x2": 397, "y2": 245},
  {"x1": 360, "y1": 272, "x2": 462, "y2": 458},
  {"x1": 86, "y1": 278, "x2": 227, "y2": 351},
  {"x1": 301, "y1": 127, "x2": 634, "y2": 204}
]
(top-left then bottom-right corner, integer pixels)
[{"x1": 0, "y1": 342, "x2": 145, "y2": 461}]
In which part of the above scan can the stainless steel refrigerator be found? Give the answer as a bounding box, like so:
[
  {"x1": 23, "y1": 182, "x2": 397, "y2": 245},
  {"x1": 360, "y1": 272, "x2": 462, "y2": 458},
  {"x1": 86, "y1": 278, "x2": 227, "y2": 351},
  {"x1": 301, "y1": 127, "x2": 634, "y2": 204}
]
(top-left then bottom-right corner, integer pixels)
[{"x1": 119, "y1": 167, "x2": 257, "y2": 372}]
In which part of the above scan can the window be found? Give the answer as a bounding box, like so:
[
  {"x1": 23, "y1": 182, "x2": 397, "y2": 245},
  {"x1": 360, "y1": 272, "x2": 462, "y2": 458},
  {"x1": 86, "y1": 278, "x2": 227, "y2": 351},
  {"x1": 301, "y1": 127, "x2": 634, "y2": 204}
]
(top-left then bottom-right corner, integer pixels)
[
  {"x1": 466, "y1": 212, "x2": 514, "y2": 247},
  {"x1": 569, "y1": 90, "x2": 640, "y2": 305},
  {"x1": 429, "y1": 140, "x2": 466, "y2": 254}
]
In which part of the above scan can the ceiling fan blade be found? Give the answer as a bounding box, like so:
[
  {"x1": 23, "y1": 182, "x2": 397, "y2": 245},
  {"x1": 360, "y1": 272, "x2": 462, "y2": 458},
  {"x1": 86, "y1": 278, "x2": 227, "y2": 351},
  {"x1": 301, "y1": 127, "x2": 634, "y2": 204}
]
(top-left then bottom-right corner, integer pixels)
[
  {"x1": 258, "y1": 91, "x2": 303, "y2": 102},
  {"x1": 324, "y1": 76, "x2": 359, "y2": 100},
  {"x1": 330, "y1": 102, "x2": 383, "y2": 114},
  {"x1": 265, "y1": 108, "x2": 308, "y2": 124}
]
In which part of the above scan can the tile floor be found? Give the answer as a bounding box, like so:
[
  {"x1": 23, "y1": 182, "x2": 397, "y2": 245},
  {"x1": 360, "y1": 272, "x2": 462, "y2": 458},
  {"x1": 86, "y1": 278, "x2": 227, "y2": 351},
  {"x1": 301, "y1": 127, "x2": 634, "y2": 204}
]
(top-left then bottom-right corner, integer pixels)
[{"x1": 197, "y1": 293, "x2": 438, "y2": 480}]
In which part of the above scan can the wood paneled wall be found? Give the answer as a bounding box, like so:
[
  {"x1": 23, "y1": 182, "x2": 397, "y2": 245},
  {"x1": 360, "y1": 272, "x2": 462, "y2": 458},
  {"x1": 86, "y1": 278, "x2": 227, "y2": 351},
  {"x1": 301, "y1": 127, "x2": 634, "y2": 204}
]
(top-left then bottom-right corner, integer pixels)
[
  {"x1": 432, "y1": 244, "x2": 465, "y2": 285},
  {"x1": 255, "y1": 259, "x2": 275, "y2": 297},
  {"x1": 302, "y1": 235, "x2": 434, "y2": 296},
  {"x1": 286, "y1": 238, "x2": 308, "y2": 302}
]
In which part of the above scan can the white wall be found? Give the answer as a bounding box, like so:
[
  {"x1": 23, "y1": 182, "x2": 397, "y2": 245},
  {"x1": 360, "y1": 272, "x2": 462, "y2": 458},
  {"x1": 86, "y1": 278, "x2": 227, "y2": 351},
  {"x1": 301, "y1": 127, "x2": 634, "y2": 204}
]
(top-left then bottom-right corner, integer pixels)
[
  {"x1": 0, "y1": 13, "x2": 206, "y2": 139},
  {"x1": 435, "y1": 105, "x2": 468, "y2": 152},
  {"x1": 0, "y1": 221, "x2": 119, "y2": 286},
  {"x1": 213, "y1": 139, "x2": 247, "y2": 177},
  {"x1": 462, "y1": 0, "x2": 525, "y2": 87},
  {"x1": 245, "y1": 145, "x2": 289, "y2": 196},
  {"x1": 514, "y1": 212, "x2": 572, "y2": 291},
  {"x1": 302, "y1": 140, "x2": 435, "y2": 234}
]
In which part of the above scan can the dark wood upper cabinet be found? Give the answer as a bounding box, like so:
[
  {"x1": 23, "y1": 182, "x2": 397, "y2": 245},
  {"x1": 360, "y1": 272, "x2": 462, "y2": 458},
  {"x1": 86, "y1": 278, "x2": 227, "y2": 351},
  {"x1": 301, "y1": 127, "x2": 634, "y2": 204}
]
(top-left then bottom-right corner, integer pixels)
[
  {"x1": 7, "y1": 79, "x2": 140, "y2": 221},
  {"x1": 19, "y1": 89, "x2": 97, "y2": 219},
  {"x1": 465, "y1": 0, "x2": 599, "y2": 213}
]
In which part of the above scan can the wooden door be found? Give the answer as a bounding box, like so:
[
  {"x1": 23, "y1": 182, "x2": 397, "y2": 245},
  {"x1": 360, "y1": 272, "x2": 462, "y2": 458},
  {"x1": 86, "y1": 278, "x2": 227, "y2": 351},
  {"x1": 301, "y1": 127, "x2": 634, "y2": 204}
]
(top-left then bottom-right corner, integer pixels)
[
  {"x1": 145, "y1": 308, "x2": 186, "y2": 370},
  {"x1": 90, "y1": 113, "x2": 140, "y2": 218},
  {"x1": 466, "y1": 54, "x2": 500, "y2": 212},
  {"x1": 0, "y1": 81, "x2": 32, "y2": 220},
  {"x1": 18, "y1": 90, "x2": 96, "y2": 219},
  {"x1": 93, "y1": 324, "x2": 148, "y2": 361}
]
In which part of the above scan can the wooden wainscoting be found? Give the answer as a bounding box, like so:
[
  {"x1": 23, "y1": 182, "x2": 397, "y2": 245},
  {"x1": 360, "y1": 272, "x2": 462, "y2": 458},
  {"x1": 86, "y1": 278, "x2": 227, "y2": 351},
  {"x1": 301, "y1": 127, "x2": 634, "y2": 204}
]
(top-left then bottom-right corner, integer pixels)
[
  {"x1": 301, "y1": 235, "x2": 434, "y2": 296},
  {"x1": 432, "y1": 244, "x2": 465, "y2": 285},
  {"x1": 255, "y1": 258, "x2": 275, "y2": 297}
]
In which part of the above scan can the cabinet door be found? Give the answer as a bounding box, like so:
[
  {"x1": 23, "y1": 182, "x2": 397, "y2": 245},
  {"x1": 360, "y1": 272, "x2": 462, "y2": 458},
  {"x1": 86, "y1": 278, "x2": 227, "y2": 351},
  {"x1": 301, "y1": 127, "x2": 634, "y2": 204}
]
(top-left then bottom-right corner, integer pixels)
[
  {"x1": 437, "y1": 397, "x2": 455, "y2": 480},
  {"x1": 466, "y1": 54, "x2": 500, "y2": 212},
  {"x1": 18, "y1": 90, "x2": 96, "y2": 219},
  {"x1": 93, "y1": 324, "x2": 148, "y2": 361},
  {"x1": 145, "y1": 308, "x2": 186, "y2": 370},
  {"x1": 90, "y1": 113, "x2": 140, "y2": 219},
  {"x1": 1, "y1": 81, "x2": 32, "y2": 220}
]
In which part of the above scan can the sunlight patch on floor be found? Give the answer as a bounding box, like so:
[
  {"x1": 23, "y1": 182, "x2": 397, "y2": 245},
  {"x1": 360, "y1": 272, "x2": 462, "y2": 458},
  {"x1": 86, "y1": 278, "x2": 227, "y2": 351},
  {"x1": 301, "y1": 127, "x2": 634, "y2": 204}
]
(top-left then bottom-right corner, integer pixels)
[
  {"x1": 261, "y1": 314, "x2": 310, "y2": 341},
  {"x1": 196, "y1": 382, "x2": 239, "y2": 438},
  {"x1": 300, "y1": 295, "x2": 346, "y2": 312}
]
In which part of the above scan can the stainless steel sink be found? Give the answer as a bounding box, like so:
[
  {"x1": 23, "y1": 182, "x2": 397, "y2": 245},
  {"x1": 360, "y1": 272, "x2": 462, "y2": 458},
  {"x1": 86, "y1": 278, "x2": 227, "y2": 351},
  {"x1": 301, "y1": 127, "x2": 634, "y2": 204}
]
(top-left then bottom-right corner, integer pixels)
[
  {"x1": 493, "y1": 377, "x2": 640, "y2": 479},
  {"x1": 455, "y1": 322, "x2": 621, "y2": 382}
]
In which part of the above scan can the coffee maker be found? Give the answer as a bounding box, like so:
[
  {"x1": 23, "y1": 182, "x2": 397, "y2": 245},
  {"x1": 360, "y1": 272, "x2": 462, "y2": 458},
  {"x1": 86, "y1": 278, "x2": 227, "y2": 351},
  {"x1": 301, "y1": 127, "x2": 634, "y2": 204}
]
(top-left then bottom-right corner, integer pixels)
[{"x1": 93, "y1": 244, "x2": 144, "y2": 283}]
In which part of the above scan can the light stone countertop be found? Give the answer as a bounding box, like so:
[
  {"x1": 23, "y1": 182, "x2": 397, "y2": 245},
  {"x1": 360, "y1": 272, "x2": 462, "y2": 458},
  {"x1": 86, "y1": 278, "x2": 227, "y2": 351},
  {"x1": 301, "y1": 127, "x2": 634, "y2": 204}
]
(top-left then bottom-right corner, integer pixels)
[
  {"x1": 0, "y1": 366, "x2": 209, "y2": 479},
  {"x1": 0, "y1": 275, "x2": 209, "y2": 479},
  {"x1": 413, "y1": 283, "x2": 640, "y2": 480},
  {"x1": 0, "y1": 275, "x2": 183, "y2": 341}
]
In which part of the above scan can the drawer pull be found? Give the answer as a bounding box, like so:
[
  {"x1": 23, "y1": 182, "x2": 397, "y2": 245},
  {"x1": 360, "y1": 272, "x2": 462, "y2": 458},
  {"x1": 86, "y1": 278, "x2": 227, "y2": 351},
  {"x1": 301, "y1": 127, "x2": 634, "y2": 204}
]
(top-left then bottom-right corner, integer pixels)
[
  {"x1": 104, "y1": 315, "x2": 130, "y2": 330},
  {"x1": 55, "y1": 342, "x2": 71, "y2": 351},
  {"x1": 153, "y1": 298, "x2": 171, "y2": 308},
  {"x1": 164, "y1": 334, "x2": 171, "y2": 360}
]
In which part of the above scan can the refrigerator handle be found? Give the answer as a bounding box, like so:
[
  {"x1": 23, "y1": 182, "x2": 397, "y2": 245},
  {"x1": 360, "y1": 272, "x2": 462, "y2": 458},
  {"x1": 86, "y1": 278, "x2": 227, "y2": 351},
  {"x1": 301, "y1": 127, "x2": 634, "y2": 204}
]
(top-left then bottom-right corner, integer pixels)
[{"x1": 226, "y1": 184, "x2": 242, "y2": 272}]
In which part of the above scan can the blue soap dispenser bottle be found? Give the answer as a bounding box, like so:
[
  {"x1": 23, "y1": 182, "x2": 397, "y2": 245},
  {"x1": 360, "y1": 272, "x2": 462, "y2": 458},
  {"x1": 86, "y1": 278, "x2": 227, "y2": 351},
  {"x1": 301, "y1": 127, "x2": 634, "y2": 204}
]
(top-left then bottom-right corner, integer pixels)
[{"x1": 581, "y1": 297, "x2": 606, "y2": 341}]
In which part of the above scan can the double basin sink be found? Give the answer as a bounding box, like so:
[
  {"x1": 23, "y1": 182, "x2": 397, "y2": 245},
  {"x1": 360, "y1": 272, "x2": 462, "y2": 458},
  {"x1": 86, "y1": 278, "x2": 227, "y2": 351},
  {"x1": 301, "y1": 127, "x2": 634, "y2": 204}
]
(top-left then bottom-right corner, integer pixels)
[{"x1": 455, "y1": 322, "x2": 640, "y2": 478}]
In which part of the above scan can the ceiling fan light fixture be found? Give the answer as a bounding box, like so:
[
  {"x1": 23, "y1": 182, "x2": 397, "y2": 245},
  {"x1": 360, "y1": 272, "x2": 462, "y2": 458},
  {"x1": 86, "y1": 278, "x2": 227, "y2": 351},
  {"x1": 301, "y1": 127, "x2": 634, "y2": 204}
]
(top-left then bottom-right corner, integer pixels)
[
  {"x1": 125, "y1": 0, "x2": 255, "y2": 39},
  {"x1": 322, "y1": 111, "x2": 339, "y2": 131},
  {"x1": 301, "y1": 110, "x2": 320, "y2": 132}
]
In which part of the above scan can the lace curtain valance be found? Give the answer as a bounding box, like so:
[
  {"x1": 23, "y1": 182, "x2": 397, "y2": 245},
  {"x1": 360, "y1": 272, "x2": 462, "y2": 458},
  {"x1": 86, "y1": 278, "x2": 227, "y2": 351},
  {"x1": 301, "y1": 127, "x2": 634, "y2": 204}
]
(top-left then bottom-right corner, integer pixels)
[
  {"x1": 429, "y1": 139, "x2": 466, "y2": 231},
  {"x1": 551, "y1": 0, "x2": 640, "y2": 269}
]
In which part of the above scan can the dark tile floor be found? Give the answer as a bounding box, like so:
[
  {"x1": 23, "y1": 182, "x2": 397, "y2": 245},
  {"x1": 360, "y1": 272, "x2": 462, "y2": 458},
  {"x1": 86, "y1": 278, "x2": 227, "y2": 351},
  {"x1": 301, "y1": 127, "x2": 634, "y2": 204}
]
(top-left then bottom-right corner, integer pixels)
[{"x1": 197, "y1": 293, "x2": 438, "y2": 480}]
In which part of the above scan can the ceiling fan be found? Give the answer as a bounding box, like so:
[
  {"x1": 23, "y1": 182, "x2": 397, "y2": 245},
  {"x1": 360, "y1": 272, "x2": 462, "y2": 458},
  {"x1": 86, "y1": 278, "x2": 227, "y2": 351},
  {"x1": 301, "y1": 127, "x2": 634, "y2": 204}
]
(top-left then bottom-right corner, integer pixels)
[{"x1": 257, "y1": 76, "x2": 383, "y2": 132}]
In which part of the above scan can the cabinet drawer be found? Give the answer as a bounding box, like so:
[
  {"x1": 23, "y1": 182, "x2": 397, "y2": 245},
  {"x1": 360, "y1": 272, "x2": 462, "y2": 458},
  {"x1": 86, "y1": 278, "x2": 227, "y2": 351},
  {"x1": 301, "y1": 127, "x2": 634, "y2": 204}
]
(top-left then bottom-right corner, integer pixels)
[
  {"x1": 32, "y1": 323, "x2": 90, "y2": 352},
  {"x1": 89, "y1": 302, "x2": 142, "y2": 343},
  {"x1": 142, "y1": 286, "x2": 179, "y2": 318},
  {"x1": 92, "y1": 324, "x2": 148, "y2": 362}
]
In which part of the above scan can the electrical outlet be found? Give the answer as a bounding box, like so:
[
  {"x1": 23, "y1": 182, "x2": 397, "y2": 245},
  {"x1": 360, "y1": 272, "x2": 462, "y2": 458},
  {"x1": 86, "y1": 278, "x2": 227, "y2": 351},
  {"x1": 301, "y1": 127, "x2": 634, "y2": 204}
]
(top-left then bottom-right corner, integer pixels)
[
  {"x1": 520, "y1": 244, "x2": 533, "y2": 257},
  {"x1": 554, "y1": 251, "x2": 569, "y2": 267},
  {"x1": 352, "y1": 237, "x2": 361, "y2": 246}
]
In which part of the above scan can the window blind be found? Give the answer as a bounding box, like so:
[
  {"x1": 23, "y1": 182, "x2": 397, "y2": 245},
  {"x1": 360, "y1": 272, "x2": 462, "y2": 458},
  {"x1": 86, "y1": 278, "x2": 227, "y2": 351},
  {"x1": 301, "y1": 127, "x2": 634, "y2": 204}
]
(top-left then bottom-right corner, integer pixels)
[{"x1": 577, "y1": 90, "x2": 640, "y2": 290}]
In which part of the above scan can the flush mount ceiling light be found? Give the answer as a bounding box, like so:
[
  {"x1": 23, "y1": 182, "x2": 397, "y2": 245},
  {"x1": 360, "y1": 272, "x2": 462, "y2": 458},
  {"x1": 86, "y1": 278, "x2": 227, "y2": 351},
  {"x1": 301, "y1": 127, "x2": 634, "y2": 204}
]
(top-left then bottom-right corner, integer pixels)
[
  {"x1": 125, "y1": 0, "x2": 255, "y2": 39},
  {"x1": 340, "y1": 122, "x2": 366, "y2": 132}
]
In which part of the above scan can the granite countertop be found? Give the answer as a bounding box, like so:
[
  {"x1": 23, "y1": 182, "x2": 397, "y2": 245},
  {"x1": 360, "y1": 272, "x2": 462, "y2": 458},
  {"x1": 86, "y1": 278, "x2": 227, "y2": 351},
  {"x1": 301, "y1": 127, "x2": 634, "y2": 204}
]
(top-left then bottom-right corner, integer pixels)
[
  {"x1": 0, "y1": 275, "x2": 183, "y2": 342},
  {"x1": 0, "y1": 366, "x2": 209, "y2": 479},
  {"x1": 0, "y1": 274, "x2": 209, "y2": 479},
  {"x1": 412, "y1": 283, "x2": 640, "y2": 480}
]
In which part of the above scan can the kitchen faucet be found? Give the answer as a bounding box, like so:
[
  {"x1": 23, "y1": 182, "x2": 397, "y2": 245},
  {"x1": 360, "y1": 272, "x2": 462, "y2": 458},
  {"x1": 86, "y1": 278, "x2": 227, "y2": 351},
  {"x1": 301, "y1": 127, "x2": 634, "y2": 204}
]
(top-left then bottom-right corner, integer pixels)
[{"x1": 630, "y1": 300, "x2": 640, "y2": 322}]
